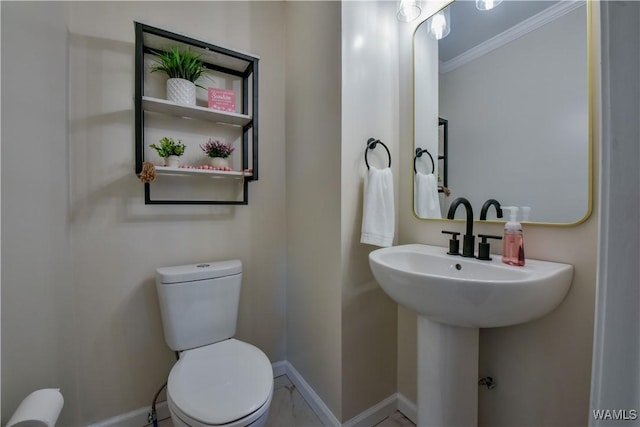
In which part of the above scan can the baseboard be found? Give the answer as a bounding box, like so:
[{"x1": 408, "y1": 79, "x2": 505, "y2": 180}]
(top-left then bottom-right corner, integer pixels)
[
  {"x1": 272, "y1": 360, "x2": 287, "y2": 377},
  {"x1": 342, "y1": 393, "x2": 398, "y2": 427},
  {"x1": 283, "y1": 361, "x2": 342, "y2": 426},
  {"x1": 284, "y1": 362, "x2": 415, "y2": 427},
  {"x1": 397, "y1": 393, "x2": 418, "y2": 425},
  {"x1": 86, "y1": 361, "x2": 285, "y2": 427},
  {"x1": 86, "y1": 360, "x2": 419, "y2": 427}
]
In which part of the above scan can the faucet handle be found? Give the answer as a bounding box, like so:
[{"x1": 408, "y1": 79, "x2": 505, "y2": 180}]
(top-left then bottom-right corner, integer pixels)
[
  {"x1": 442, "y1": 230, "x2": 461, "y2": 255},
  {"x1": 476, "y1": 234, "x2": 502, "y2": 261}
]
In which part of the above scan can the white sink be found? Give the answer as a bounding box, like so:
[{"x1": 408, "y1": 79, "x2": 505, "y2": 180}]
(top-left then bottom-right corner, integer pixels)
[
  {"x1": 369, "y1": 243, "x2": 573, "y2": 328},
  {"x1": 369, "y1": 243, "x2": 574, "y2": 426}
]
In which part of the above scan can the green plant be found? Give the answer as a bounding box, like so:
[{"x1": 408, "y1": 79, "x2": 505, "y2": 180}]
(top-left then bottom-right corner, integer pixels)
[
  {"x1": 149, "y1": 47, "x2": 208, "y2": 87},
  {"x1": 200, "y1": 139, "x2": 235, "y2": 158},
  {"x1": 150, "y1": 137, "x2": 186, "y2": 157}
]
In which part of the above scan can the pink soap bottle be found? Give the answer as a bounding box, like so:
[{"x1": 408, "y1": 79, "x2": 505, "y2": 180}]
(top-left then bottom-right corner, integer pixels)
[{"x1": 502, "y1": 207, "x2": 525, "y2": 266}]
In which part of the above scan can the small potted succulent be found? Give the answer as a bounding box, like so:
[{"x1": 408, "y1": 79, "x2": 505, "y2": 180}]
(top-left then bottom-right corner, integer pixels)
[
  {"x1": 149, "y1": 47, "x2": 209, "y2": 105},
  {"x1": 150, "y1": 137, "x2": 186, "y2": 168},
  {"x1": 200, "y1": 139, "x2": 235, "y2": 169}
]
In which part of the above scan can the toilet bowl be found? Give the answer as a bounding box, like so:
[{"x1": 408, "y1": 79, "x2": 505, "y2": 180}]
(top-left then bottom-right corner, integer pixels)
[
  {"x1": 167, "y1": 339, "x2": 273, "y2": 427},
  {"x1": 155, "y1": 260, "x2": 273, "y2": 427}
]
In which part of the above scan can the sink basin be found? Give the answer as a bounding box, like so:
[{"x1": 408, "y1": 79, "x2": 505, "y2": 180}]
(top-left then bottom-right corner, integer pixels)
[
  {"x1": 369, "y1": 243, "x2": 573, "y2": 328},
  {"x1": 369, "y1": 243, "x2": 573, "y2": 426}
]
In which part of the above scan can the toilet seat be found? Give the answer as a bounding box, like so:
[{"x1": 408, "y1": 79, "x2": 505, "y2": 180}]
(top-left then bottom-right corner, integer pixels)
[{"x1": 167, "y1": 339, "x2": 273, "y2": 426}]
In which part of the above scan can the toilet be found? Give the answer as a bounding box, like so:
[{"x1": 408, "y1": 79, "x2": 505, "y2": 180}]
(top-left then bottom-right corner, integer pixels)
[{"x1": 156, "y1": 260, "x2": 273, "y2": 427}]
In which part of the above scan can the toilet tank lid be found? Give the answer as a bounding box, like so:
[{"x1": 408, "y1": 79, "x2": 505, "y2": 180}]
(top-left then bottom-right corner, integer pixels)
[{"x1": 156, "y1": 260, "x2": 242, "y2": 284}]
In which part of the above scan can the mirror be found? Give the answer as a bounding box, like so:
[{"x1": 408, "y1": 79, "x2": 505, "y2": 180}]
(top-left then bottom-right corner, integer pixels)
[{"x1": 413, "y1": 0, "x2": 591, "y2": 224}]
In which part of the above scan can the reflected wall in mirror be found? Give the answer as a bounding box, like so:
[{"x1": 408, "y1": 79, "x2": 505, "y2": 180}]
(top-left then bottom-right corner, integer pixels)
[{"x1": 413, "y1": 0, "x2": 591, "y2": 224}]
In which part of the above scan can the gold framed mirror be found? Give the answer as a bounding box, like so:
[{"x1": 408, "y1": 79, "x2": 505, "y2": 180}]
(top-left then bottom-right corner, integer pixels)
[{"x1": 412, "y1": 0, "x2": 593, "y2": 225}]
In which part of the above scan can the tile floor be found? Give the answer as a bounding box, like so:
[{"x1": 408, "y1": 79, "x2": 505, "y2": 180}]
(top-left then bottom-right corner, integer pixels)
[
  {"x1": 156, "y1": 374, "x2": 415, "y2": 427},
  {"x1": 373, "y1": 411, "x2": 416, "y2": 427}
]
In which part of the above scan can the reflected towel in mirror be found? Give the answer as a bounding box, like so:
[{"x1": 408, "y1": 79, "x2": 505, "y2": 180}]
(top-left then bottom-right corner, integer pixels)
[
  {"x1": 414, "y1": 172, "x2": 441, "y2": 219},
  {"x1": 361, "y1": 167, "x2": 395, "y2": 247}
]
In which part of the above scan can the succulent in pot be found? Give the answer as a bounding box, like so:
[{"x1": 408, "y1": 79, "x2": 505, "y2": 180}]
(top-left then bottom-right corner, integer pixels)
[
  {"x1": 150, "y1": 137, "x2": 186, "y2": 168},
  {"x1": 149, "y1": 47, "x2": 209, "y2": 105},
  {"x1": 200, "y1": 139, "x2": 235, "y2": 169}
]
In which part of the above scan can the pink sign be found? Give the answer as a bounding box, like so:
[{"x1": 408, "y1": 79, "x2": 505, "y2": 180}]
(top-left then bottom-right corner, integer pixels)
[{"x1": 208, "y1": 88, "x2": 236, "y2": 112}]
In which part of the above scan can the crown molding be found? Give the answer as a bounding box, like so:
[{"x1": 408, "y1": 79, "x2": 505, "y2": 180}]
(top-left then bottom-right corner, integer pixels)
[{"x1": 440, "y1": 0, "x2": 585, "y2": 74}]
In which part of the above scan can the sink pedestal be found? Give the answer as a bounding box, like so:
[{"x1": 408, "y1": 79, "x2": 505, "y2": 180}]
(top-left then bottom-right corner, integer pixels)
[
  {"x1": 369, "y1": 244, "x2": 573, "y2": 427},
  {"x1": 418, "y1": 316, "x2": 479, "y2": 427}
]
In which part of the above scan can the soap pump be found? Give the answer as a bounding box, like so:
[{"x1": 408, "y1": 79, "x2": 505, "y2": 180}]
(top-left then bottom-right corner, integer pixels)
[{"x1": 502, "y1": 206, "x2": 525, "y2": 266}]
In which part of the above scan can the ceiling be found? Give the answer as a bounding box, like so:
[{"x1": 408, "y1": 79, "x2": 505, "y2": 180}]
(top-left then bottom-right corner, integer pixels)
[{"x1": 437, "y1": 0, "x2": 561, "y2": 62}]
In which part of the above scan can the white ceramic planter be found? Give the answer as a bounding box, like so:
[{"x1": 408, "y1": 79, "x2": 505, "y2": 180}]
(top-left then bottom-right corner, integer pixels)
[
  {"x1": 166, "y1": 78, "x2": 196, "y2": 105},
  {"x1": 209, "y1": 157, "x2": 230, "y2": 168},
  {"x1": 165, "y1": 155, "x2": 181, "y2": 168}
]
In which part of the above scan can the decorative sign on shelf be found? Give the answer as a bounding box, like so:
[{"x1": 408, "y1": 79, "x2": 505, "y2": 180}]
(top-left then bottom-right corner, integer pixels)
[{"x1": 208, "y1": 88, "x2": 236, "y2": 112}]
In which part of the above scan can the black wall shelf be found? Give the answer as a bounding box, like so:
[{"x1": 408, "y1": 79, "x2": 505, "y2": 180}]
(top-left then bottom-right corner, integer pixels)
[
  {"x1": 438, "y1": 117, "x2": 448, "y2": 192},
  {"x1": 134, "y1": 22, "x2": 259, "y2": 205}
]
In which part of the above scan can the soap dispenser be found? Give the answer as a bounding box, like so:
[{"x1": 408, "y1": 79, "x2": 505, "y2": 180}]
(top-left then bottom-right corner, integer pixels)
[{"x1": 502, "y1": 206, "x2": 525, "y2": 266}]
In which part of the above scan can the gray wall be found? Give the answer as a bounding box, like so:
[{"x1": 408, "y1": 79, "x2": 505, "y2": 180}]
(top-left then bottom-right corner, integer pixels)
[{"x1": 2, "y1": 2, "x2": 288, "y2": 424}]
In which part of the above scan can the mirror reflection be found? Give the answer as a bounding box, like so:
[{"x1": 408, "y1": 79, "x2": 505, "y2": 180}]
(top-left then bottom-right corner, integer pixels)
[{"x1": 413, "y1": 0, "x2": 590, "y2": 224}]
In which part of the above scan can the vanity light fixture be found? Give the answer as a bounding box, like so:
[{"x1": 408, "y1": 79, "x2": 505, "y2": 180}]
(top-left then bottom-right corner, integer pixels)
[
  {"x1": 428, "y1": 6, "x2": 451, "y2": 40},
  {"x1": 397, "y1": 0, "x2": 421, "y2": 22},
  {"x1": 476, "y1": 0, "x2": 503, "y2": 11}
]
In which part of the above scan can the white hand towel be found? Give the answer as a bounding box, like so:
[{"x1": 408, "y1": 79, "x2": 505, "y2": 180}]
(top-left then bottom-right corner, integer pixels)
[
  {"x1": 361, "y1": 167, "x2": 395, "y2": 247},
  {"x1": 414, "y1": 172, "x2": 441, "y2": 219}
]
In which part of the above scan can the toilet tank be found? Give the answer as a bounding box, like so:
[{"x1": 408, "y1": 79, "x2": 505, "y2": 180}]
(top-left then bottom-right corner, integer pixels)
[{"x1": 156, "y1": 260, "x2": 242, "y2": 351}]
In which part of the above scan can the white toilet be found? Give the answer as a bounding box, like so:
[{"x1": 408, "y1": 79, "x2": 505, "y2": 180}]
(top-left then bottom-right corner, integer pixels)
[{"x1": 156, "y1": 260, "x2": 273, "y2": 427}]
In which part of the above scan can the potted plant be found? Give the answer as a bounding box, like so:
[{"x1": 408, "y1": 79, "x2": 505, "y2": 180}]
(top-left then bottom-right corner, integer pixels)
[
  {"x1": 149, "y1": 47, "x2": 208, "y2": 105},
  {"x1": 200, "y1": 139, "x2": 235, "y2": 169},
  {"x1": 150, "y1": 137, "x2": 186, "y2": 167}
]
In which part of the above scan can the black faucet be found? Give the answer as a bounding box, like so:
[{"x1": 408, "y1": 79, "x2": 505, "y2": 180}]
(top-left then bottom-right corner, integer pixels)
[
  {"x1": 447, "y1": 197, "x2": 475, "y2": 257},
  {"x1": 476, "y1": 199, "x2": 504, "y2": 260},
  {"x1": 479, "y1": 199, "x2": 503, "y2": 220}
]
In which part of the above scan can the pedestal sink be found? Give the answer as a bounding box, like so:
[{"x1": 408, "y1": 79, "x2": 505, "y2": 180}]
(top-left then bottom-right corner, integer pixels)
[{"x1": 369, "y1": 244, "x2": 573, "y2": 426}]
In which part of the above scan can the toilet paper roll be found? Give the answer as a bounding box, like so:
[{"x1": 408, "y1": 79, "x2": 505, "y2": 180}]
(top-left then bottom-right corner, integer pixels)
[{"x1": 6, "y1": 388, "x2": 64, "y2": 427}]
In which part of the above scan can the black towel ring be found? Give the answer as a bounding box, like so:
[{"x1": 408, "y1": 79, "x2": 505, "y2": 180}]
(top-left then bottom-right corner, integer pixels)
[
  {"x1": 364, "y1": 138, "x2": 391, "y2": 170},
  {"x1": 414, "y1": 148, "x2": 435, "y2": 174}
]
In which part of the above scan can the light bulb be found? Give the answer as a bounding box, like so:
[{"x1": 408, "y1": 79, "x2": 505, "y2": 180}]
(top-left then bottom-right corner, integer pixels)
[
  {"x1": 397, "y1": 0, "x2": 421, "y2": 23},
  {"x1": 476, "y1": 0, "x2": 503, "y2": 11},
  {"x1": 428, "y1": 7, "x2": 450, "y2": 40}
]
